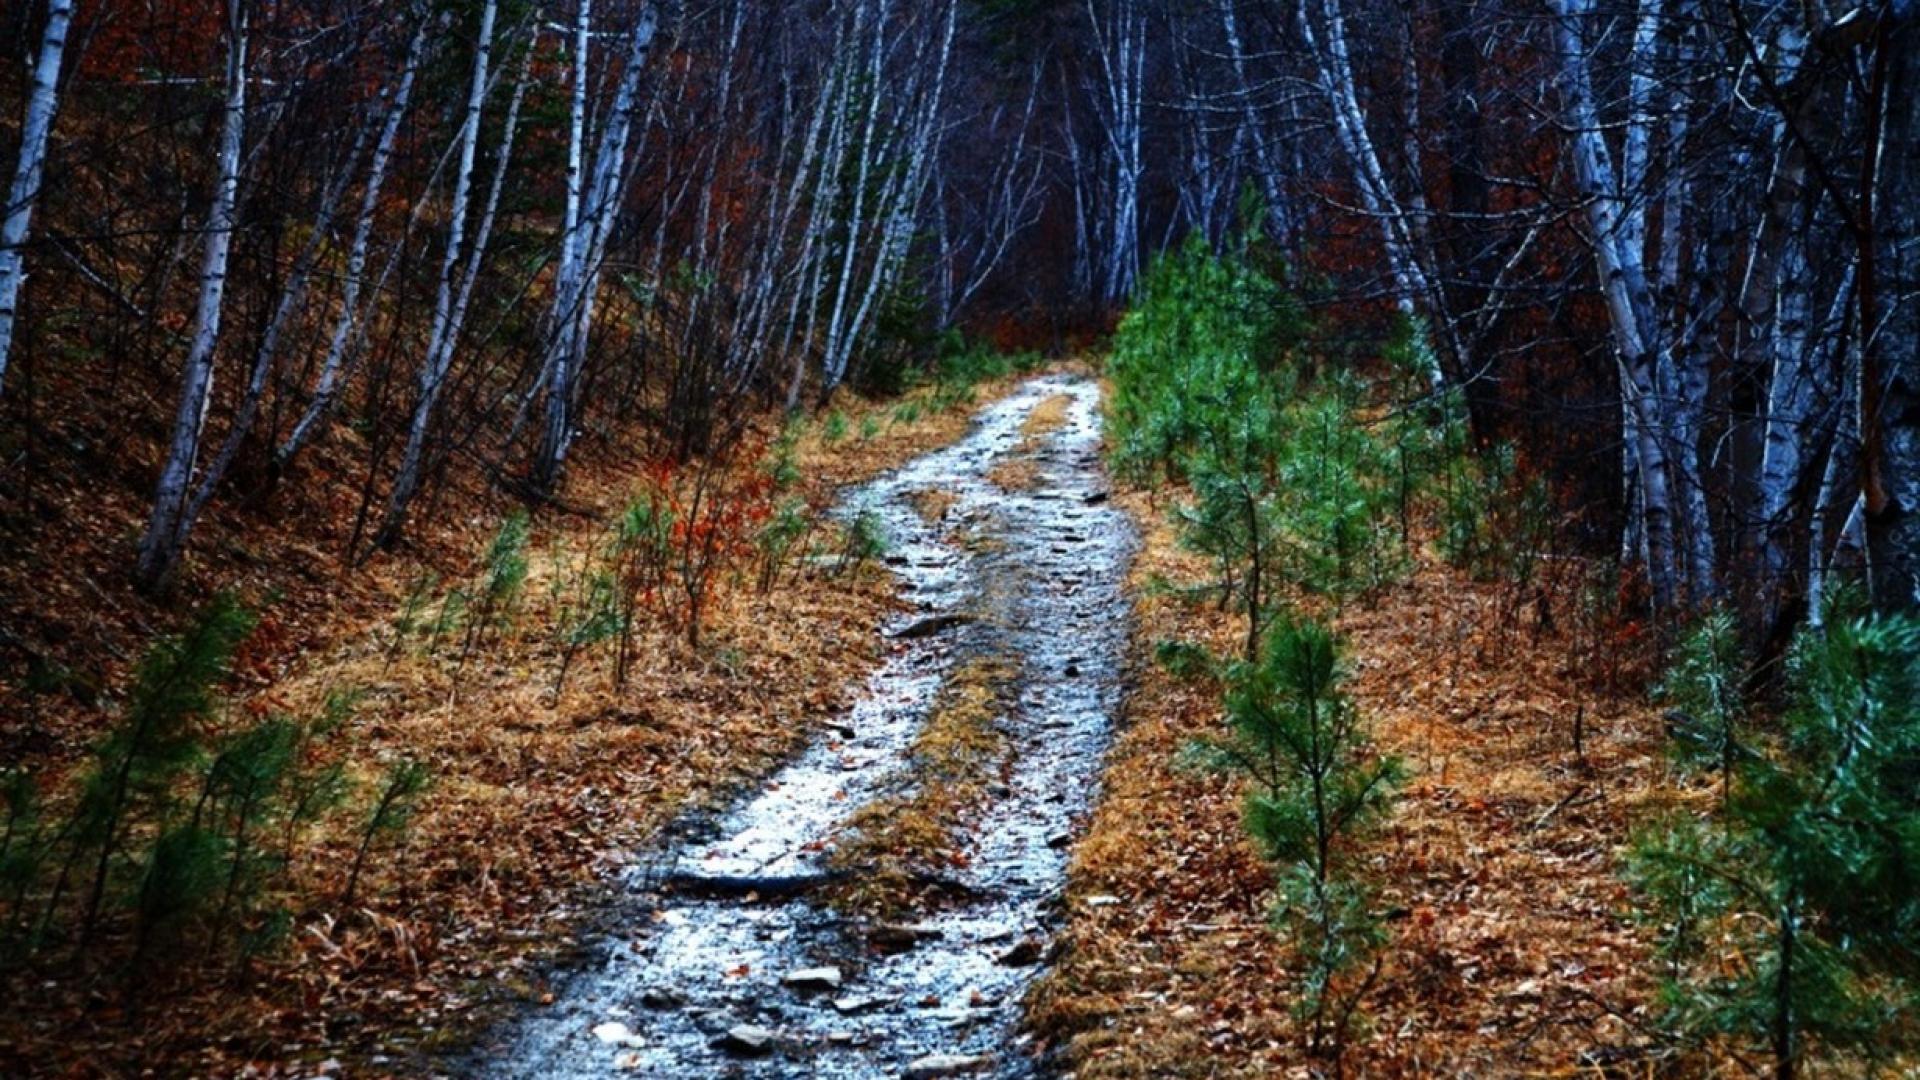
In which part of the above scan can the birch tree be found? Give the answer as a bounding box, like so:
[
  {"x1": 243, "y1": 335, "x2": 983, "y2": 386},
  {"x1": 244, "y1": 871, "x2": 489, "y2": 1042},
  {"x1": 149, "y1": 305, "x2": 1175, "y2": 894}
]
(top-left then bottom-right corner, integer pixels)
[
  {"x1": 0, "y1": 0, "x2": 75, "y2": 396},
  {"x1": 375, "y1": 0, "x2": 503, "y2": 549},
  {"x1": 134, "y1": 0, "x2": 252, "y2": 590},
  {"x1": 533, "y1": 0, "x2": 661, "y2": 490},
  {"x1": 273, "y1": 17, "x2": 432, "y2": 474},
  {"x1": 1082, "y1": 0, "x2": 1146, "y2": 304}
]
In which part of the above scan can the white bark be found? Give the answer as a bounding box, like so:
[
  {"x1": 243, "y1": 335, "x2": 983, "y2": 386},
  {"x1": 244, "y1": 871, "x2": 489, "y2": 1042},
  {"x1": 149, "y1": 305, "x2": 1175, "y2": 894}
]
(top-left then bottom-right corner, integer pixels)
[
  {"x1": 134, "y1": 0, "x2": 250, "y2": 588},
  {"x1": 1084, "y1": 0, "x2": 1145, "y2": 303},
  {"x1": 1221, "y1": 1, "x2": 1288, "y2": 243},
  {"x1": 536, "y1": 2, "x2": 660, "y2": 485},
  {"x1": 378, "y1": 0, "x2": 501, "y2": 548},
  {"x1": 1547, "y1": 0, "x2": 1682, "y2": 606},
  {"x1": 275, "y1": 19, "x2": 430, "y2": 471},
  {"x1": 0, "y1": 0, "x2": 76, "y2": 395},
  {"x1": 181, "y1": 109, "x2": 374, "y2": 530},
  {"x1": 1301, "y1": 0, "x2": 1454, "y2": 390},
  {"x1": 819, "y1": 0, "x2": 893, "y2": 391}
]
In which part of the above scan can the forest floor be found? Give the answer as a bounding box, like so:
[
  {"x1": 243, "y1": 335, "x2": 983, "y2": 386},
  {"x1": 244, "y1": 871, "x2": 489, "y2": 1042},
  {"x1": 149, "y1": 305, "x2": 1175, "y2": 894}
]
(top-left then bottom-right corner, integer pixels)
[
  {"x1": 0, "y1": 365, "x2": 1047, "y2": 1075},
  {"x1": 1028, "y1": 473, "x2": 1679, "y2": 1077}
]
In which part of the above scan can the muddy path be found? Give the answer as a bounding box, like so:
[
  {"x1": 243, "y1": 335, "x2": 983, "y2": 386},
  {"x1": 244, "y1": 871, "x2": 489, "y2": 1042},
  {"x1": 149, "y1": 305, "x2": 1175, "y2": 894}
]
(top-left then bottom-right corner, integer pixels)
[{"x1": 479, "y1": 375, "x2": 1135, "y2": 1078}]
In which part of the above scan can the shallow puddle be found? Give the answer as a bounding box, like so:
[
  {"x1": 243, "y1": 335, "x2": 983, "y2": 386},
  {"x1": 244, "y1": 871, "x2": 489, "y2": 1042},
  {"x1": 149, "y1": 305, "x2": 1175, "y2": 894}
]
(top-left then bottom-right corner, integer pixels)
[{"x1": 483, "y1": 375, "x2": 1135, "y2": 1077}]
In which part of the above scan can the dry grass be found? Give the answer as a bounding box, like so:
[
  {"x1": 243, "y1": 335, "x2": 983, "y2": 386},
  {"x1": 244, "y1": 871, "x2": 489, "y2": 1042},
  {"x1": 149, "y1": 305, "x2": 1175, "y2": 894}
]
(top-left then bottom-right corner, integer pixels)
[
  {"x1": 797, "y1": 370, "x2": 1041, "y2": 492},
  {"x1": 911, "y1": 488, "x2": 961, "y2": 525},
  {"x1": 1020, "y1": 393, "x2": 1074, "y2": 439},
  {"x1": 828, "y1": 656, "x2": 1015, "y2": 919},
  {"x1": 987, "y1": 457, "x2": 1041, "y2": 492},
  {"x1": 985, "y1": 392, "x2": 1073, "y2": 494},
  {"x1": 1029, "y1": 482, "x2": 1672, "y2": 1078}
]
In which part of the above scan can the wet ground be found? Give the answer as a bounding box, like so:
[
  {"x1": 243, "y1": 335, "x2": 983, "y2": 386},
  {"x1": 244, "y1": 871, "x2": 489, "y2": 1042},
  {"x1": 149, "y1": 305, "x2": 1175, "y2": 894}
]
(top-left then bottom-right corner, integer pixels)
[{"x1": 481, "y1": 375, "x2": 1135, "y2": 1078}]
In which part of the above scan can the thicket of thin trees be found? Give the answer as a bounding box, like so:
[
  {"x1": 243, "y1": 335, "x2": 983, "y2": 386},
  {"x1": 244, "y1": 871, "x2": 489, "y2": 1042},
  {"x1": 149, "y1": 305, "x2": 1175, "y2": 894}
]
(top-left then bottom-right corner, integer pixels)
[
  {"x1": 0, "y1": 0, "x2": 1914, "y2": 633},
  {"x1": 0, "y1": 0, "x2": 1046, "y2": 588},
  {"x1": 1043, "y1": 0, "x2": 1916, "y2": 635}
]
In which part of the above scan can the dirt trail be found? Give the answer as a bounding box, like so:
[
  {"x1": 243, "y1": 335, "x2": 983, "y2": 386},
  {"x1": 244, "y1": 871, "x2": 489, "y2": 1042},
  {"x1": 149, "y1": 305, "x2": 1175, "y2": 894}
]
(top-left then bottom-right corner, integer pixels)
[{"x1": 481, "y1": 375, "x2": 1135, "y2": 1078}]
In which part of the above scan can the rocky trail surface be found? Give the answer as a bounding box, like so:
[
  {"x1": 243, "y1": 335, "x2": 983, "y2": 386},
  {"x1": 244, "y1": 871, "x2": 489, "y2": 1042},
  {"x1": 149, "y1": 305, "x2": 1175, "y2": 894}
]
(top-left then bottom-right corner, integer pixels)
[{"x1": 479, "y1": 375, "x2": 1136, "y2": 1078}]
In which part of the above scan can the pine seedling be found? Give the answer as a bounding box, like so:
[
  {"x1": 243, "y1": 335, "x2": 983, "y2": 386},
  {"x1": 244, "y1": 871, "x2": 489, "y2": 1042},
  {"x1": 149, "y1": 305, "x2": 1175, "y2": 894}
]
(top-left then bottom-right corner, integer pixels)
[
  {"x1": 61, "y1": 595, "x2": 255, "y2": 945},
  {"x1": 131, "y1": 823, "x2": 223, "y2": 968},
  {"x1": 1216, "y1": 614, "x2": 1402, "y2": 887},
  {"x1": 1154, "y1": 639, "x2": 1218, "y2": 682},
  {"x1": 279, "y1": 708, "x2": 349, "y2": 877},
  {"x1": 199, "y1": 717, "x2": 299, "y2": 957},
  {"x1": 552, "y1": 569, "x2": 620, "y2": 699},
  {"x1": 459, "y1": 511, "x2": 531, "y2": 669},
  {"x1": 837, "y1": 508, "x2": 889, "y2": 575},
  {"x1": 1190, "y1": 613, "x2": 1402, "y2": 1064},
  {"x1": 767, "y1": 417, "x2": 804, "y2": 491},
  {"x1": 1628, "y1": 612, "x2": 1920, "y2": 1077},
  {"x1": 756, "y1": 496, "x2": 812, "y2": 593},
  {"x1": 1656, "y1": 607, "x2": 1747, "y2": 805},
  {"x1": 611, "y1": 495, "x2": 675, "y2": 687},
  {"x1": 388, "y1": 571, "x2": 439, "y2": 667},
  {"x1": 343, "y1": 758, "x2": 430, "y2": 910},
  {"x1": 0, "y1": 769, "x2": 43, "y2": 954},
  {"x1": 822, "y1": 409, "x2": 849, "y2": 444}
]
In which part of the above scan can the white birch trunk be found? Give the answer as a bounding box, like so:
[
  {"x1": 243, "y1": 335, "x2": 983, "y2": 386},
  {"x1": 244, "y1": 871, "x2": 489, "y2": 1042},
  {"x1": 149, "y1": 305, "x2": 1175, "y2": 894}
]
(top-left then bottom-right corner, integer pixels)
[
  {"x1": 1547, "y1": 0, "x2": 1681, "y2": 606},
  {"x1": 377, "y1": 0, "x2": 500, "y2": 548},
  {"x1": 536, "y1": 2, "x2": 659, "y2": 485},
  {"x1": 819, "y1": 0, "x2": 891, "y2": 392},
  {"x1": 134, "y1": 0, "x2": 250, "y2": 589},
  {"x1": 1221, "y1": 1, "x2": 1288, "y2": 242},
  {"x1": 181, "y1": 111, "x2": 374, "y2": 530},
  {"x1": 0, "y1": 0, "x2": 74, "y2": 394},
  {"x1": 274, "y1": 20, "x2": 430, "y2": 471}
]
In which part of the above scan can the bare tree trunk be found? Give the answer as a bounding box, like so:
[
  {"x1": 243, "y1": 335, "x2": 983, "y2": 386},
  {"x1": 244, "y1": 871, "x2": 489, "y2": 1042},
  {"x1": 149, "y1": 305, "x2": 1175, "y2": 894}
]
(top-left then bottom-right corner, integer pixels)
[
  {"x1": 376, "y1": 0, "x2": 501, "y2": 550},
  {"x1": 274, "y1": 19, "x2": 430, "y2": 473},
  {"x1": 1301, "y1": 0, "x2": 1453, "y2": 389},
  {"x1": 1220, "y1": 1, "x2": 1289, "y2": 243},
  {"x1": 134, "y1": 0, "x2": 250, "y2": 590},
  {"x1": 535, "y1": 2, "x2": 660, "y2": 488},
  {"x1": 819, "y1": 0, "x2": 891, "y2": 393},
  {"x1": 1547, "y1": 0, "x2": 1681, "y2": 607},
  {"x1": 181, "y1": 111, "x2": 376, "y2": 531},
  {"x1": 0, "y1": 0, "x2": 75, "y2": 395},
  {"x1": 1083, "y1": 0, "x2": 1145, "y2": 304}
]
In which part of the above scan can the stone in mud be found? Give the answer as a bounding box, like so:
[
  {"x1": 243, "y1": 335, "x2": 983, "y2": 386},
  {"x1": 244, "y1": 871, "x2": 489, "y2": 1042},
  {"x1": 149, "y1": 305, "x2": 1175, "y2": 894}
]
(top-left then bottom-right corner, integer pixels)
[
  {"x1": 831, "y1": 993, "x2": 894, "y2": 1014},
  {"x1": 781, "y1": 966, "x2": 844, "y2": 992},
  {"x1": 638, "y1": 987, "x2": 683, "y2": 1010},
  {"x1": 902, "y1": 1053, "x2": 992, "y2": 1078},
  {"x1": 591, "y1": 1021, "x2": 643, "y2": 1048},
  {"x1": 870, "y1": 922, "x2": 940, "y2": 952},
  {"x1": 893, "y1": 613, "x2": 971, "y2": 639},
  {"x1": 1046, "y1": 829, "x2": 1073, "y2": 849},
  {"x1": 716, "y1": 1024, "x2": 776, "y2": 1057},
  {"x1": 996, "y1": 936, "x2": 1046, "y2": 966},
  {"x1": 1083, "y1": 490, "x2": 1110, "y2": 504}
]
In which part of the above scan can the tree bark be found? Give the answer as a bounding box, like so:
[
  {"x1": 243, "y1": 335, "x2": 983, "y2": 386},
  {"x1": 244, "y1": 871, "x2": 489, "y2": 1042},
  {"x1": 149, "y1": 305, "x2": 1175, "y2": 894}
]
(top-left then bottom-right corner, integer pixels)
[
  {"x1": 0, "y1": 0, "x2": 75, "y2": 395},
  {"x1": 134, "y1": 0, "x2": 250, "y2": 590}
]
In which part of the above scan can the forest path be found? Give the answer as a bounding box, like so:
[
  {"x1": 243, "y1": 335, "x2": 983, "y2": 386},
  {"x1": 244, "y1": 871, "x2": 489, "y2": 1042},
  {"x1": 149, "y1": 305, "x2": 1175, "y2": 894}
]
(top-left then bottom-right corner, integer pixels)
[{"x1": 481, "y1": 374, "x2": 1136, "y2": 1078}]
